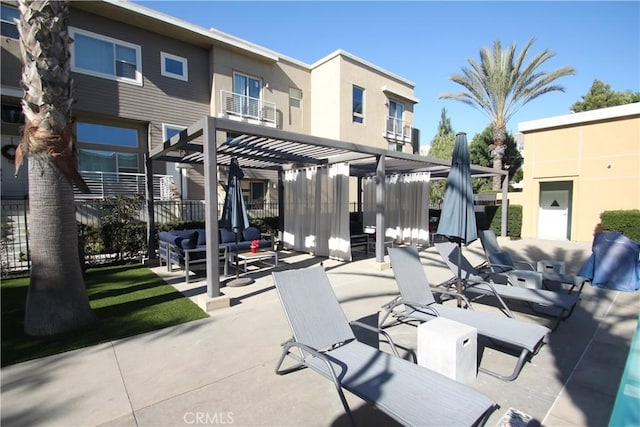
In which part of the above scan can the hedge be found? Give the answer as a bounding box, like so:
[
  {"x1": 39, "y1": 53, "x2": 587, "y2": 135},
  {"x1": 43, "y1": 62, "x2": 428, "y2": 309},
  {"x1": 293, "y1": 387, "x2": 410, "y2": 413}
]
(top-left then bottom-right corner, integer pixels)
[{"x1": 599, "y1": 210, "x2": 640, "y2": 242}]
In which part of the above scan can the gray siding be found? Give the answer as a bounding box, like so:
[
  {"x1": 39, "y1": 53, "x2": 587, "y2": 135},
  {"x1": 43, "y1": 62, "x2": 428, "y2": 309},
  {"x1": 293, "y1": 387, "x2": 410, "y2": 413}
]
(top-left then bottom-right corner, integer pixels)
[{"x1": 69, "y1": 9, "x2": 210, "y2": 151}]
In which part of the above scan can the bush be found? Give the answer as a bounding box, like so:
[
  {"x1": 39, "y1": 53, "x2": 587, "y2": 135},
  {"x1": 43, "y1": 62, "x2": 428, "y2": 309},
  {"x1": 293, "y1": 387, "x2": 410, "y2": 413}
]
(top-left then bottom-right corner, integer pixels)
[
  {"x1": 99, "y1": 195, "x2": 147, "y2": 261},
  {"x1": 599, "y1": 210, "x2": 640, "y2": 242},
  {"x1": 485, "y1": 204, "x2": 523, "y2": 239}
]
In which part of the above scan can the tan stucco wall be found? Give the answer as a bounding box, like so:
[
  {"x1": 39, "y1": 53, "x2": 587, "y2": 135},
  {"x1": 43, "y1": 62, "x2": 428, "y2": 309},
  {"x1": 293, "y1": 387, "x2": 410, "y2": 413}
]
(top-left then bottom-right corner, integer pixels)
[
  {"x1": 311, "y1": 52, "x2": 416, "y2": 151},
  {"x1": 310, "y1": 56, "x2": 342, "y2": 140},
  {"x1": 520, "y1": 108, "x2": 640, "y2": 243}
]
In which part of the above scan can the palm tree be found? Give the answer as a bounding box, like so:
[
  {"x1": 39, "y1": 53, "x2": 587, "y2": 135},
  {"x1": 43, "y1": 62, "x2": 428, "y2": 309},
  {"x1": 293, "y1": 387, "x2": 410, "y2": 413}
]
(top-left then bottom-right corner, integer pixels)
[
  {"x1": 17, "y1": 0, "x2": 95, "y2": 335},
  {"x1": 439, "y1": 38, "x2": 575, "y2": 190}
]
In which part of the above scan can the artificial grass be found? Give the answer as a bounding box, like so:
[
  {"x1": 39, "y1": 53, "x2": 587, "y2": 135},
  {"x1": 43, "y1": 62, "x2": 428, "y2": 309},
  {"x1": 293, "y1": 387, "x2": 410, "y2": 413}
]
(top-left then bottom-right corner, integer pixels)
[{"x1": 1, "y1": 264, "x2": 209, "y2": 367}]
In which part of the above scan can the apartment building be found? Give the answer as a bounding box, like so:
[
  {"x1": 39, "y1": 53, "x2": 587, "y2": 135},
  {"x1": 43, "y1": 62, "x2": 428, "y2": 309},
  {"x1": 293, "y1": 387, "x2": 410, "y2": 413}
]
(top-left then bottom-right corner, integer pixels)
[{"x1": 0, "y1": 0, "x2": 419, "y2": 205}]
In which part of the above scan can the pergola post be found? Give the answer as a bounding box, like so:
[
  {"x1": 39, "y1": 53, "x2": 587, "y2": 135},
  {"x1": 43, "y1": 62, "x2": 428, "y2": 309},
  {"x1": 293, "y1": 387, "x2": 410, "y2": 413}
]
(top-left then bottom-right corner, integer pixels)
[
  {"x1": 375, "y1": 155, "x2": 385, "y2": 263},
  {"x1": 144, "y1": 152, "x2": 157, "y2": 264},
  {"x1": 501, "y1": 171, "x2": 509, "y2": 237},
  {"x1": 203, "y1": 117, "x2": 220, "y2": 298}
]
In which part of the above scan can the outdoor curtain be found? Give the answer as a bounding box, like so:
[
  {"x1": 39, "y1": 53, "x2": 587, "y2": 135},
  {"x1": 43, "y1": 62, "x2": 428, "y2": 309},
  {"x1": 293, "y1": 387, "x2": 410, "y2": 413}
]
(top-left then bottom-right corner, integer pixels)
[
  {"x1": 362, "y1": 172, "x2": 430, "y2": 246},
  {"x1": 282, "y1": 163, "x2": 351, "y2": 261}
]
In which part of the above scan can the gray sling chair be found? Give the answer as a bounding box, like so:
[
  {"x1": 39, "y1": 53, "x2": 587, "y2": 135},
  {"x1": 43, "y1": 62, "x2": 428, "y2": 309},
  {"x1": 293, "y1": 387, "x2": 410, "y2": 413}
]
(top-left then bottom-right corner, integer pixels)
[
  {"x1": 382, "y1": 246, "x2": 550, "y2": 382},
  {"x1": 478, "y1": 229, "x2": 589, "y2": 297},
  {"x1": 272, "y1": 266, "x2": 496, "y2": 427},
  {"x1": 435, "y1": 241, "x2": 579, "y2": 330}
]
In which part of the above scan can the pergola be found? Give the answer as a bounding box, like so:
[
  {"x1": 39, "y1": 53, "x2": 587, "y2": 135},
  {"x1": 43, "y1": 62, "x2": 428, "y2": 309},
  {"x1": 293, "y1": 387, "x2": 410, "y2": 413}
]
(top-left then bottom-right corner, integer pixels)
[{"x1": 147, "y1": 116, "x2": 508, "y2": 298}]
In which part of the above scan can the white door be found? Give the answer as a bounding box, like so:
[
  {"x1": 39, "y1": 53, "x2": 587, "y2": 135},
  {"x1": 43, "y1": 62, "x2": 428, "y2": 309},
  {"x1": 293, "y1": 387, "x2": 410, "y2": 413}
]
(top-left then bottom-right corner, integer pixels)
[{"x1": 538, "y1": 190, "x2": 569, "y2": 240}]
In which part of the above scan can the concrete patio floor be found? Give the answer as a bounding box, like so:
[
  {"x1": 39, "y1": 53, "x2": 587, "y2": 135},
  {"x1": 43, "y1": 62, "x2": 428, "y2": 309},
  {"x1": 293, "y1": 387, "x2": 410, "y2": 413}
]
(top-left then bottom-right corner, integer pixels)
[{"x1": 1, "y1": 238, "x2": 638, "y2": 427}]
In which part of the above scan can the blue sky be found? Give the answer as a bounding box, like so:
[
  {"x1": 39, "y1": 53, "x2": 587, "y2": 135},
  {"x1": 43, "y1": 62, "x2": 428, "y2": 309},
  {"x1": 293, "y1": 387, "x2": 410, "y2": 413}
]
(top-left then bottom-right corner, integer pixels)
[{"x1": 135, "y1": 1, "x2": 640, "y2": 149}]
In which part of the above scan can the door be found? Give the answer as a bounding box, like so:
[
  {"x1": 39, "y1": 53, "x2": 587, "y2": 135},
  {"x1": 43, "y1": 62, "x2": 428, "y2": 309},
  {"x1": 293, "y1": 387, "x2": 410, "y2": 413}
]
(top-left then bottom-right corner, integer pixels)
[{"x1": 538, "y1": 189, "x2": 569, "y2": 240}]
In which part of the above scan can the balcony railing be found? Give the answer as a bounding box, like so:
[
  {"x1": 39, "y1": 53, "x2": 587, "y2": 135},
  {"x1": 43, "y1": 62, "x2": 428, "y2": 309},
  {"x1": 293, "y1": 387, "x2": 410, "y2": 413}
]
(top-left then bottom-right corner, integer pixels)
[
  {"x1": 74, "y1": 171, "x2": 177, "y2": 200},
  {"x1": 220, "y1": 90, "x2": 276, "y2": 127},
  {"x1": 385, "y1": 116, "x2": 413, "y2": 142}
]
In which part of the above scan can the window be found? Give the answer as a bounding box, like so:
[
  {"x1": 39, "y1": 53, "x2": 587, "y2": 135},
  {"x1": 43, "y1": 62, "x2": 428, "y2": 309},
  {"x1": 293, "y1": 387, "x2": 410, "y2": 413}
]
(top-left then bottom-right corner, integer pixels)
[
  {"x1": 1, "y1": 4, "x2": 19, "y2": 39},
  {"x1": 242, "y1": 180, "x2": 266, "y2": 207},
  {"x1": 70, "y1": 27, "x2": 142, "y2": 85},
  {"x1": 161, "y1": 52, "x2": 188, "y2": 81},
  {"x1": 289, "y1": 87, "x2": 302, "y2": 109},
  {"x1": 77, "y1": 122, "x2": 139, "y2": 173},
  {"x1": 78, "y1": 149, "x2": 138, "y2": 174},
  {"x1": 388, "y1": 100, "x2": 405, "y2": 135},
  {"x1": 162, "y1": 124, "x2": 186, "y2": 142},
  {"x1": 77, "y1": 122, "x2": 138, "y2": 147},
  {"x1": 1, "y1": 105, "x2": 24, "y2": 124},
  {"x1": 352, "y1": 85, "x2": 364, "y2": 123},
  {"x1": 233, "y1": 72, "x2": 262, "y2": 117}
]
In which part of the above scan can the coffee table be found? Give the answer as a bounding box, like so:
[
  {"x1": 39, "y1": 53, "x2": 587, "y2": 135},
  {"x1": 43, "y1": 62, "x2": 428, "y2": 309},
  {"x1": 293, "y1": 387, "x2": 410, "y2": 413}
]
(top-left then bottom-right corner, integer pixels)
[{"x1": 230, "y1": 250, "x2": 278, "y2": 272}]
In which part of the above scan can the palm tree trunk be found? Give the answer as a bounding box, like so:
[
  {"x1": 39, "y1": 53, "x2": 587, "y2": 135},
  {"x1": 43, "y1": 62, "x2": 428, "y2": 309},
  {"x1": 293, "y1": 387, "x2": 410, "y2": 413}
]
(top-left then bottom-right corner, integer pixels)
[
  {"x1": 491, "y1": 126, "x2": 507, "y2": 190},
  {"x1": 19, "y1": 0, "x2": 95, "y2": 335},
  {"x1": 24, "y1": 154, "x2": 96, "y2": 335}
]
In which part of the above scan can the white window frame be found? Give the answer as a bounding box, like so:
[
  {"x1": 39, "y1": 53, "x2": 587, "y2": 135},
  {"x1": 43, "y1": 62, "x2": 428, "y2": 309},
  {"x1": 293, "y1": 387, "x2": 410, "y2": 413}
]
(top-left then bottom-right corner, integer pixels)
[
  {"x1": 162, "y1": 123, "x2": 186, "y2": 142},
  {"x1": 289, "y1": 87, "x2": 302, "y2": 109},
  {"x1": 69, "y1": 27, "x2": 142, "y2": 86},
  {"x1": 160, "y1": 52, "x2": 188, "y2": 81},
  {"x1": 352, "y1": 85, "x2": 365, "y2": 124},
  {"x1": 1, "y1": 4, "x2": 19, "y2": 39}
]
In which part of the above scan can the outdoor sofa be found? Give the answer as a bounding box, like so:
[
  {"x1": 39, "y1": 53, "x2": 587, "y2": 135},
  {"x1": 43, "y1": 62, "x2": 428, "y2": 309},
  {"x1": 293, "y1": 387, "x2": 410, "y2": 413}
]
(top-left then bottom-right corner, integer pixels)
[{"x1": 158, "y1": 226, "x2": 271, "y2": 283}]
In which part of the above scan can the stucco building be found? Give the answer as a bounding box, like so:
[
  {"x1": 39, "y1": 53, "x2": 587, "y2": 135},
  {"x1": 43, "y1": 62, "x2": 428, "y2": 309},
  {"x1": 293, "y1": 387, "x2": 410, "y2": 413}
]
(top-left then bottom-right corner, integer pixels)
[{"x1": 517, "y1": 102, "x2": 640, "y2": 243}]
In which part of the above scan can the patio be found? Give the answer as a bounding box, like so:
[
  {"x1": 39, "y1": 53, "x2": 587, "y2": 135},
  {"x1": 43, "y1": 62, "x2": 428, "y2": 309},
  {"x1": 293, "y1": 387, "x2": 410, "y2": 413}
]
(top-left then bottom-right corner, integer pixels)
[{"x1": 1, "y1": 237, "x2": 638, "y2": 426}]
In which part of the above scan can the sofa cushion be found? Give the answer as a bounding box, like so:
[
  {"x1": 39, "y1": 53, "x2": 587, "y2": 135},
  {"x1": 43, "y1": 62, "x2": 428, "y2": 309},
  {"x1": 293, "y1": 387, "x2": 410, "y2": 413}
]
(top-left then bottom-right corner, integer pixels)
[
  {"x1": 242, "y1": 226, "x2": 261, "y2": 242},
  {"x1": 177, "y1": 231, "x2": 198, "y2": 250},
  {"x1": 220, "y1": 228, "x2": 237, "y2": 243},
  {"x1": 196, "y1": 229, "x2": 207, "y2": 246}
]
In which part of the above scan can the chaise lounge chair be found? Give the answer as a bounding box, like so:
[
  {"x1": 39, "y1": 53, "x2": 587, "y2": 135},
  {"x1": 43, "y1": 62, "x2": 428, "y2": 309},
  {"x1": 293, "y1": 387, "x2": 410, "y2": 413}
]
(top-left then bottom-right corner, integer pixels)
[
  {"x1": 272, "y1": 266, "x2": 496, "y2": 426},
  {"x1": 382, "y1": 246, "x2": 550, "y2": 381},
  {"x1": 478, "y1": 229, "x2": 589, "y2": 297},
  {"x1": 435, "y1": 241, "x2": 579, "y2": 330}
]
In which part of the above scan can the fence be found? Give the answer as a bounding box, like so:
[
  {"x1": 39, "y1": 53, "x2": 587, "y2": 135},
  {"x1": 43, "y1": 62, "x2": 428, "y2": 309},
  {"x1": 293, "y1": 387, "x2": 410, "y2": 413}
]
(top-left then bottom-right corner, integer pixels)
[
  {"x1": 0, "y1": 198, "x2": 281, "y2": 276},
  {"x1": 1, "y1": 197, "x2": 498, "y2": 276}
]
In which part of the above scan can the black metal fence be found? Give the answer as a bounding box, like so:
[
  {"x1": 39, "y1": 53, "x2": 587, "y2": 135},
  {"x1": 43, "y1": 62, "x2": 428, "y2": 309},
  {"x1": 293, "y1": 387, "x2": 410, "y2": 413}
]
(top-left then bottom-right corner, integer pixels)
[
  {"x1": 1, "y1": 197, "x2": 497, "y2": 276},
  {"x1": 0, "y1": 198, "x2": 281, "y2": 276}
]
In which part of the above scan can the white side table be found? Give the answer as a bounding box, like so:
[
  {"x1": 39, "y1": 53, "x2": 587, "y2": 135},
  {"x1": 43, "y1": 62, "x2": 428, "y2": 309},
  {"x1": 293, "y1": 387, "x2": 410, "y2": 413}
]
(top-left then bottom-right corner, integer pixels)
[
  {"x1": 537, "y1": 260, "x2": 566, "y2": 274},
  {"x1": 417, "y1": 317, "x2": 477, "y2": 384}
]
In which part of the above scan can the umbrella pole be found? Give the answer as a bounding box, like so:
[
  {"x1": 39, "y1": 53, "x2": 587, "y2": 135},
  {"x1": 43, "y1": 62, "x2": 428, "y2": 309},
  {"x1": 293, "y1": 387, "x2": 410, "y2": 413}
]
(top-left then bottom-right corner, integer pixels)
[
  {"x1": 235, "y1": 230, "x2": 240, "y2": 280},
  {"x1": 457, "y1": 241, "x2": 463, "y2": 308},
  {"x1": 228, "y1": 229, "x2": 254, "y2": 287}
]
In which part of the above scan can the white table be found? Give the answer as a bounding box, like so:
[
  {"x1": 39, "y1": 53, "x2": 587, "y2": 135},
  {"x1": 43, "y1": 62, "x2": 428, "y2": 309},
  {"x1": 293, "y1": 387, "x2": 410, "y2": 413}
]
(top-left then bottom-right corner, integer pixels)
[{"x1": 230, "y1": 250, "x2": 278, "y2": 272}]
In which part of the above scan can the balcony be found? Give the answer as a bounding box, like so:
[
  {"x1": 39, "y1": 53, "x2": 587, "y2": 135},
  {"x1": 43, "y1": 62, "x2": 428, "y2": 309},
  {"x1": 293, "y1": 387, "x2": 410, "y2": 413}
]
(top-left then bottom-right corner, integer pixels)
[
  {"x1": 219, "y1": 90, "x2": 276, "y2": 127},
  {"x1": 74, "y1": 171, "x2": 177, "y2": 200},
  {"x1": 385, "y1": 116, "x2": 413, "y2": 143}
]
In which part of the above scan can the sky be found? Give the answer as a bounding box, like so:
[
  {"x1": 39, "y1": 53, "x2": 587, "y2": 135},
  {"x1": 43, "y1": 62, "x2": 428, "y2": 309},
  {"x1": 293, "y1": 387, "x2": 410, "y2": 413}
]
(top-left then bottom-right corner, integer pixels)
[{"x1": 134, "y1": 1, "x2": 640, "y2": 149}]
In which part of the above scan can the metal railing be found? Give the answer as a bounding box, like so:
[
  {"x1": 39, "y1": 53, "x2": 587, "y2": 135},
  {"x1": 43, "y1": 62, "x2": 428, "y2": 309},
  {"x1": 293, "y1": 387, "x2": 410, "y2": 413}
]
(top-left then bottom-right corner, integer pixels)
[
  {"x1": 220, "y1": 90, "x2": 276, "y2": 126},
  {"x1": 385, "y1": 116, "x2": 413, "y2": 141},
  {"x1": 0, "y1": 198, "x2": 281, "y2": 276},
  {"x1": 74, "y1": 171, "x2": 176, "y2": 200}
]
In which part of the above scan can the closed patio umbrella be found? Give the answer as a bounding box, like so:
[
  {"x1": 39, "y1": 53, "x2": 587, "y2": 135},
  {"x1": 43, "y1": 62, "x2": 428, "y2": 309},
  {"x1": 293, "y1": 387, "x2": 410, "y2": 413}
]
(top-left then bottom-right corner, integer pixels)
[
  {"x1": 437, "y1": 132, "x2": 477, "y2": 304},
  {"x1": 221, "y1": 158, "x2": 253, "y2": 286}
]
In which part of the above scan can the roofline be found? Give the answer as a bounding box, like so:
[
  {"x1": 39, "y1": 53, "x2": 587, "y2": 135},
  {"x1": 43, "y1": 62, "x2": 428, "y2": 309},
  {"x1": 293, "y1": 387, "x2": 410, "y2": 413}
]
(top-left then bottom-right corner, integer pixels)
[
  {"x1": 310, "y1": 49, "x2": 416, "y2": 88},
  {"x1": 518, "y1": 102, "x2": 640, "y2": 132},
  {"x1": 101, "y1": 0, "x2": 279, "y2": 61}
]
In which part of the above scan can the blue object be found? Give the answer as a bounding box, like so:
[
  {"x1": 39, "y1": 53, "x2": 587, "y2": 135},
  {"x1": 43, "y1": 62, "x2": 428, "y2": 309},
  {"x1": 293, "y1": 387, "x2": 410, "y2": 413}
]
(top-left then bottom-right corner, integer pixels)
[
  {"x1": 578, "y1": 232, "x2": 640, "y2": 292},
  {"x1": 609, "y1": 313, "x2": 640, "y2": 427},
  {"x1": 436, "y1": 132, "x2": 477, "y2": 245}
]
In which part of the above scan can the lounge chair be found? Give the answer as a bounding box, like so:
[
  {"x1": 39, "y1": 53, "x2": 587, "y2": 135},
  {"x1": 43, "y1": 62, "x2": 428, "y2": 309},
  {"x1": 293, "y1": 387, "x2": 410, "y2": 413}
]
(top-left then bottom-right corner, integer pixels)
[
  {"x1": 478, "y1": 229, "x2": 589, "y2": 297},
  {"x1": 272, "y1": 266, "x2": 496, "y2": 426},
  {"x1": 435, "y1": 241, "x2": 579, "y2": 329},
  {"x1": 383, "y1": 246, "x2": 550, "y2": 381}
]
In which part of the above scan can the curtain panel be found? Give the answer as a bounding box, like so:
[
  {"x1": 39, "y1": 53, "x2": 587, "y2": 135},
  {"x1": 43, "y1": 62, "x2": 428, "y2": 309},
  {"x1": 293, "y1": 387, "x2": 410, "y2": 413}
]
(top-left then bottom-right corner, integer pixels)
[
  {"x1": 282, "y1": 163, "x2": 351, "y2": 260},
  {"x1": 363, "y1": 172, "x2": 430, "y2": 246}
]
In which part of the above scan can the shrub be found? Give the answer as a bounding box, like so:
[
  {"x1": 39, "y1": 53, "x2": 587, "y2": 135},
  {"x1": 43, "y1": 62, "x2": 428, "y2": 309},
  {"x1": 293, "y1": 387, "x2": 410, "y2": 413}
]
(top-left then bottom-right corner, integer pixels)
[
  {"x1": 599, "y1": 210, "x2": 640, "y2": 241},
  {"x1": 99, "y1": 195, "x2": 147, "y2": 261},
  {"x1": 486, "y1": 204, "x2": 523, "y2": 239}
]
